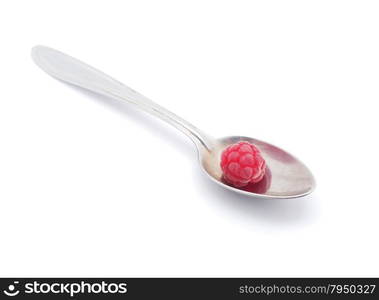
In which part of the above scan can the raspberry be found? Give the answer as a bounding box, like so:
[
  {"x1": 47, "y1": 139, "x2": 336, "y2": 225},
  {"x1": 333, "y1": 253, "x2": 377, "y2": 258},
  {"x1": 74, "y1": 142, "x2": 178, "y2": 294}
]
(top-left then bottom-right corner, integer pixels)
[{"x1": 220, "y1": 141, "x2": 266, "y2": 187}]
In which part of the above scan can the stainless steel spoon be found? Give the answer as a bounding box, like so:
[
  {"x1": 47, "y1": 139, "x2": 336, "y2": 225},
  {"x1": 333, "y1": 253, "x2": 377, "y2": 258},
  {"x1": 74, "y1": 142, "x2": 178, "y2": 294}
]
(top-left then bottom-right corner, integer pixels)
[{"x1": 32, "y1": 45, "x2": 315, "y2": 199}]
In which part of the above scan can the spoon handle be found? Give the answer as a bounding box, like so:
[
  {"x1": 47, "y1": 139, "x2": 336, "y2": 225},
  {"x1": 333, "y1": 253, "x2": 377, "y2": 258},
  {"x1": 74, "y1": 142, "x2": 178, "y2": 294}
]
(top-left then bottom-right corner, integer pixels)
[{"x1": 32, "y1": 46, "x2": 212, "y2": 150}]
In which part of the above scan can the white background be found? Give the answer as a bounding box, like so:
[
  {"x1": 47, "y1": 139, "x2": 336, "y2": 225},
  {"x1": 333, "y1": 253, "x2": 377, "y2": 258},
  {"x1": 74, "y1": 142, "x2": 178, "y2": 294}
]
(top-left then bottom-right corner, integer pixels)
[{"x1": 1, "y1": 0, "x2": 378, "y2": 277}]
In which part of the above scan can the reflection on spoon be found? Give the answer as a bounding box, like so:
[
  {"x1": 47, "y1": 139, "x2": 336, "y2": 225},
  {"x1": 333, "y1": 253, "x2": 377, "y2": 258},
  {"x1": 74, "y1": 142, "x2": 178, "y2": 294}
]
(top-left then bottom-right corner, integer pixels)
[{"x1": 233, "y1": 167, "x2": 272, "y2": 194}]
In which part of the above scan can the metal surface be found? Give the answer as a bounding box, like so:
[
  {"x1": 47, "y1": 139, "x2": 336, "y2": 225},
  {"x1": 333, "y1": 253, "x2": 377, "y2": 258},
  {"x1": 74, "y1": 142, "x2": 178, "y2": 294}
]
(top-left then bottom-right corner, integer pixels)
[{"x1": 32, "y1": 45, "x2": 316, "y2": 199}]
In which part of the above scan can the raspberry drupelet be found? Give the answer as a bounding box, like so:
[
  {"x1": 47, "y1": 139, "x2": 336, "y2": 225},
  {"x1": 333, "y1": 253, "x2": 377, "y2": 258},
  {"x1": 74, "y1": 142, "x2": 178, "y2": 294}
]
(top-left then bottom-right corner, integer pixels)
[{"x1": 220, "y1": 141, "x2": 266, "y2": 187}]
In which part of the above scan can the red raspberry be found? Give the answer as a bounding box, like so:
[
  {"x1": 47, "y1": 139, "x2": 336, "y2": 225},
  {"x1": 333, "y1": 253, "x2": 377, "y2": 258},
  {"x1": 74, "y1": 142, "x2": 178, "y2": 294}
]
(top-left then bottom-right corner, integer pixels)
[{"x1": 220, "y1": 141, "x2": 266, "y2": 187}]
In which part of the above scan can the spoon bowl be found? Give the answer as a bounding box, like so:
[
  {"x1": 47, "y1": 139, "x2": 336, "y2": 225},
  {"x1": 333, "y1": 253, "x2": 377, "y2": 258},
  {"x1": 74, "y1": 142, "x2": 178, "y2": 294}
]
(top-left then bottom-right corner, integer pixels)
[
  {"x1": 198, "y1": 136, "x2": 315, "y2": 199},
  {"x1": 32, "y1": 45, "x2": 315, "y2": 199}
]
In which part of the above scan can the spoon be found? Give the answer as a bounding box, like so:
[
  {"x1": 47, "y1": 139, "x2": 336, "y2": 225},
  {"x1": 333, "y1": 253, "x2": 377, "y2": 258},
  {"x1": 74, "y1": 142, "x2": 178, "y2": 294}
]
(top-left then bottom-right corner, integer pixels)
[{"x1": 32, "y1": 45, "x2": 315, "y2": 199}]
